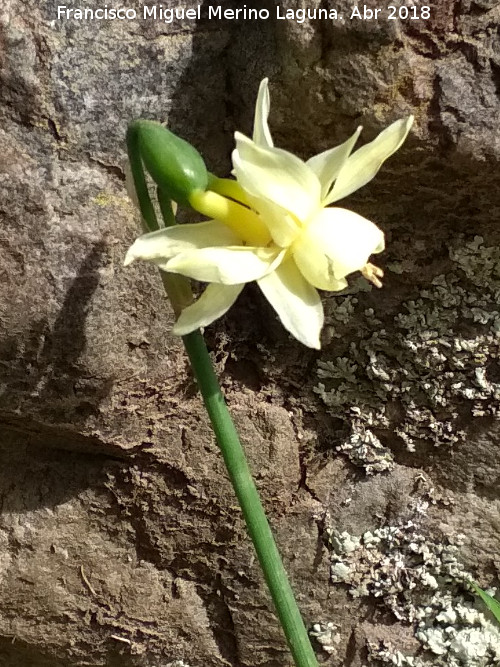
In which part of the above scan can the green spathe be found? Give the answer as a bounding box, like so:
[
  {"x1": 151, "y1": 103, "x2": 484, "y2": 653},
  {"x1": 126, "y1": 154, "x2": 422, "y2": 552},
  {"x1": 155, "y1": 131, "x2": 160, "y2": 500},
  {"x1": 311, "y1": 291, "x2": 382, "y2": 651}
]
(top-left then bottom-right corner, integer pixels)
[{"x1": 128, "y1": 120, "x2": 208, "y2": 206}]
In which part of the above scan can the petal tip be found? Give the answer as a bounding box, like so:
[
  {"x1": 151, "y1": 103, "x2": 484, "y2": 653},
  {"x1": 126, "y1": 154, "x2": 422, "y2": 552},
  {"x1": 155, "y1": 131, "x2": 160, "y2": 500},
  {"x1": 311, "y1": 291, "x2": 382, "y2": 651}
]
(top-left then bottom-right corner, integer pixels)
[
  {"x1": 300, "y1": 330, "x2": 321, "y2": 349},
  {"x1": 234, "y1": 131, "x2": 252, "y2": 146},
  {"x1": 123, "y1": 247, "x2": 137, "y2": 266},
  {"x1": 172, "y1": 321, "x2": 196, "y2": 337}
]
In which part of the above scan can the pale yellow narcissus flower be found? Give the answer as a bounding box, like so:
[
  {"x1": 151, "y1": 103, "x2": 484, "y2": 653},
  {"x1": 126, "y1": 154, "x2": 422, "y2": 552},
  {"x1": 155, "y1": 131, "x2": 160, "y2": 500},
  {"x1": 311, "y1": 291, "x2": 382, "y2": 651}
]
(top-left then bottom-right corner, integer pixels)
[{"x1": 125, "y1": 79, "x2": 413, "y2": 348}]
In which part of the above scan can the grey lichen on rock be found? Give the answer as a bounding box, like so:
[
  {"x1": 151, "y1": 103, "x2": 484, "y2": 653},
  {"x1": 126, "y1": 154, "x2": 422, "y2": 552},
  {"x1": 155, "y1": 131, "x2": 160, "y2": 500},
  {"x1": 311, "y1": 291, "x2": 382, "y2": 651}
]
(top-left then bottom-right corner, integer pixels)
[
  {"x1": 315, "y1": 235, "x2": 499, "y2": 477},
  {"x1": 323, "y1": 507, "x2": 500, "y2": 665}
]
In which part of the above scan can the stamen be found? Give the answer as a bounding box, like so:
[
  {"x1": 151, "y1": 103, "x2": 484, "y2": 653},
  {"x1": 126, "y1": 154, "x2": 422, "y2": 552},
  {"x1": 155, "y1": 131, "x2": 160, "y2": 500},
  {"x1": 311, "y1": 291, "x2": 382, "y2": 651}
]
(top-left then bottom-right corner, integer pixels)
[{"x1": 361, "y1": 262, "x2": 384, "y2": 288}]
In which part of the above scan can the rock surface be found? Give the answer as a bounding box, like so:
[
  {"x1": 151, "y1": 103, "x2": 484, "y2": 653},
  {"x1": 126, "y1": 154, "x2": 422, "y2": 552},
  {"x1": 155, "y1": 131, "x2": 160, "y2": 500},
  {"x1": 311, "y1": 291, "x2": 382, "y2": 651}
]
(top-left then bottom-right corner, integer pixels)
[{"x1": 0, "y1": 1, "x2": 499, "y2": 665}]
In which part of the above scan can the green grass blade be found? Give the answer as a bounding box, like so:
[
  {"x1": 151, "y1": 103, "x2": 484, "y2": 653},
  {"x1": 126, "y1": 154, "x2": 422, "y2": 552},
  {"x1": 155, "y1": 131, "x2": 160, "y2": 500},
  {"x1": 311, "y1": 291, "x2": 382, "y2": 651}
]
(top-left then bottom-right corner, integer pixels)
[{"x1": 472, "y1": 582, "x2": 500, "y2": 624}]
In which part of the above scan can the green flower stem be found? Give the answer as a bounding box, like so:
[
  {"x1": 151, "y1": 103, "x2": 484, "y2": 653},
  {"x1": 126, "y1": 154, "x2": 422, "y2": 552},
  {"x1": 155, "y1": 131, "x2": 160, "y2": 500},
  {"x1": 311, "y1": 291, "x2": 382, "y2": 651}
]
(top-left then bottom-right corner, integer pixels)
[
  {"x1": 182, "y1": 330, "x2": 319, "y2": 667},
  {"x1": 156, "y1": 186, "x2": 176, "y2": 227},
  {"x1": 126, "y1": 128, "x2": 193, "y2": 316},
  {"x1": 126, "y1": 123, "x2": 159, "y2": 232},
  {"x1": 126, "y1": 128, "x2": 318, "y2": 666}
]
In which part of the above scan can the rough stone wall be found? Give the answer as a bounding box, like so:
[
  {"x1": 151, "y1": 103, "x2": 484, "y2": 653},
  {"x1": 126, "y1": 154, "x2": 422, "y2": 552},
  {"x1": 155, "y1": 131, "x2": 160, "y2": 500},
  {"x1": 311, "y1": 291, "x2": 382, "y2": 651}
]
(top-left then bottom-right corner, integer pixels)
[{"x1": 0, "y1": 1, "x2": 499, "y2": 666}]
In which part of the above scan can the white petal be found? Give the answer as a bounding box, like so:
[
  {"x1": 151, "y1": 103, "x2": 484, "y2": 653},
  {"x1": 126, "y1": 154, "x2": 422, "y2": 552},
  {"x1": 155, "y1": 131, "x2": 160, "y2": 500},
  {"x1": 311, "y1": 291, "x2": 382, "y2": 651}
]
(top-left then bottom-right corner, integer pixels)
[
  {"x1": 232, "y1": 133, "x2": 321, "y2": 236},
  {"x1": 253, "y1": 78, "x2": 273, "y2": 148},
  {"x1": 257, "y1": 258, "x2": 324, "y2": 349},
  {"x1": 173, "y1": 283, "x2": 243, "y2": 336},
  {"x1": 306, "y1": 126, "x2": 362, "y2": 202},
  {"x1": 328, "y1": 116, "x2": 414, "y2": 204},
  {"x1": 292, "y1": 231, "x2": 349, "y2": 291},
  {"x1": 303, "y1": 208, "x2": 384, "y2": 280},
  {"x1": 124, "y1": 220, "x2": 241, "y2": 266},
  {"x1": 245, "y1": 191, "x2": 300, "y2": 248},
  {"x1": 164, "y1": 246, "x2": 286, "y2": 285}
]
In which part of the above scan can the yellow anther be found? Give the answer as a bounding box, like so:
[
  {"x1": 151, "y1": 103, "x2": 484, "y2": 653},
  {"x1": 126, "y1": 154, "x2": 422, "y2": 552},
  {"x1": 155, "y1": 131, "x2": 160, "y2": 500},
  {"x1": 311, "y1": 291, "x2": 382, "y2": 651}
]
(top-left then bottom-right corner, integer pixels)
[{"x1": 361, "y1": 262, "x2": 384, "y2": 288}]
